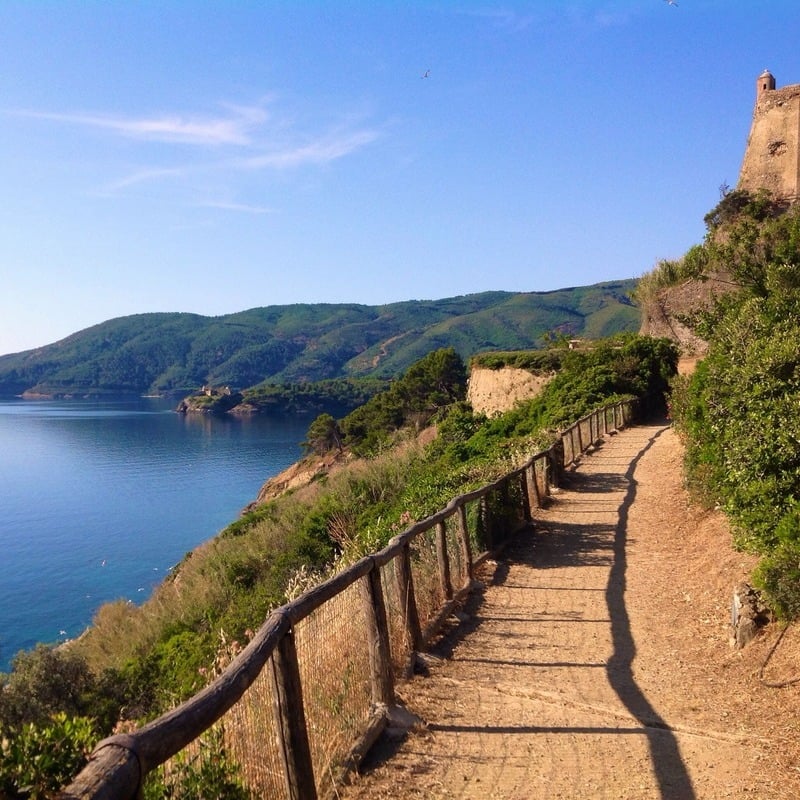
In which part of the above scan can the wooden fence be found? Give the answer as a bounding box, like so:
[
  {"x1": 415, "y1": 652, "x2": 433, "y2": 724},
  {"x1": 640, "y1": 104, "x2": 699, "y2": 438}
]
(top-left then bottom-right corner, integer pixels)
[{"x1": 59, "y1": 399, "x2": 636, "y2": 800}]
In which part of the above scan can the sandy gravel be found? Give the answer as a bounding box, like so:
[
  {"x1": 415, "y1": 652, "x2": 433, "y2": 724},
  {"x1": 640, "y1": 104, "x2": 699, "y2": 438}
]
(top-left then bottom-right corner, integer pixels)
[{"x1": 341, "y1": 424, "x2": 800, "y2": 799}]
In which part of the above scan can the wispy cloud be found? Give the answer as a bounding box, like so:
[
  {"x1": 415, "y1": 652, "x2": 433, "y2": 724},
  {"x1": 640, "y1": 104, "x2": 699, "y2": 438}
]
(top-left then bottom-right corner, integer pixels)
[
  {"x1": 194, "y1": 200, "x2": 275, "y2": 215},
  {"x1": 7, "y1": 100, "x2": 381, "y2": 168},
  {"x1": 458, "y1": 8, "x2": 537, "y2": 33},
  {"x1": 459, "y1": 4, "x2": 636, "y2": 33},
  {"x1": 103, "y1": 124, "x2": 381, "y2": 192},
  {"x1": 240, "y1": 129, "x2": 381, "y2": 170},
  {"x1": 7, "y1": 98, "x2": 383, "y2": 214},
  {"x1": 108, "y1": 167, "x2": 187, "y2": 190},
  {"x1": 7, "y1": 104, "x2": 268, "y2": 146}
]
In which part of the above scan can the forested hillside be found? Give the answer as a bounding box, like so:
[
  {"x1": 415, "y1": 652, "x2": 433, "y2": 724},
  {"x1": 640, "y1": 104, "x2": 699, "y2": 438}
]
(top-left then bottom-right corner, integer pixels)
[{"x1": 0, "y1": 281, "x2": 638, "y2": 397}]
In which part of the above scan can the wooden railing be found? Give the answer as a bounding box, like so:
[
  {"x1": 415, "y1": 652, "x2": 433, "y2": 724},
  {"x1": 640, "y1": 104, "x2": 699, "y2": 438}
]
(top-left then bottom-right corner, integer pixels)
[{"x1": 59, "y1": 399, "x2": 636, "y2": 800}]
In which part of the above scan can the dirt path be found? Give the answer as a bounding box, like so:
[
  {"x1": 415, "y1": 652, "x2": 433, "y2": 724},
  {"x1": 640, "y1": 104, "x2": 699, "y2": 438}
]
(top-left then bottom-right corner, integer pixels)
[{"x1": 342, "y1": 424, "x2": 800, "y2": 799}]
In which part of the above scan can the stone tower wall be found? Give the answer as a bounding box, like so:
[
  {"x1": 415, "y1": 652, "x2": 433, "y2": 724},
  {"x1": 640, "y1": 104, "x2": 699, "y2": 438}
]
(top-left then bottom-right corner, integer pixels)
[{"x1": 738, "y1": 75, "x2": 800, "y2": 203}]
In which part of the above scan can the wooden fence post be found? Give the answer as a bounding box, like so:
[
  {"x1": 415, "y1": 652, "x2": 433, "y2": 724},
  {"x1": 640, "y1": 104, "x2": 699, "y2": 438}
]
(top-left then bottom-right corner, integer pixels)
[
  {"x1": 519, "y1": 471, "x2": 531, "y2": 524},
  {"x1": 435, "y1": 521, "x2": 453, "y2": 601},
  {"x1": 362, "y1": 566, "x2": 395, "y2": 707},
  {"x1": 457, "y1": 503, "x2": 474, "y2": 583},
  {"x1": 270, "y1": 630, "x2": 317, "y2": 800},
  {"x1": 527, "y1": 461, "x2": 542, "y2": 509},
  {"x1": 395, "y1": 544, "x2": 422, "y2": 653}
]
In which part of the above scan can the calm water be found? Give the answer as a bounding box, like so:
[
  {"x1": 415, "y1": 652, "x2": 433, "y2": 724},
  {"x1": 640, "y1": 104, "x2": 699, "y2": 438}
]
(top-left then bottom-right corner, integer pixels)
[{"x1": 0, "y1": 397, "x2": 308, "y2": 671}]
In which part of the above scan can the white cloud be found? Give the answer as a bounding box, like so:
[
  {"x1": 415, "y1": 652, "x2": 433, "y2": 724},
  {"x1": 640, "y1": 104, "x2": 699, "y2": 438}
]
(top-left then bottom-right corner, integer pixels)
[
  {"x1": 7, "y1": 104, "x2": 268, "y2": 146},
  {"x1": 7, "y1": 100, "x2": 380, "y2": 168},
  {"x1": 108, "y1": 167, "x2": 187, "y2": 189},
  {"x1": 6, "y1": 98, "x2": 383, "y2": 213},
  {"x1": 460, "y1": 4, "x2": 637, "y2": 33},
  {"x1": 194, "y1": 200, "x2": 275, "y2": 215},
  {"x1": 240, "y1": 129, "x2": 381, "y2": 169}
]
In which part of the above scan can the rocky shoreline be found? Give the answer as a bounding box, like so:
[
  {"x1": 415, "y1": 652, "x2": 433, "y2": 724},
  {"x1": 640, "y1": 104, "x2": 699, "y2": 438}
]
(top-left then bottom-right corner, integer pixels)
[{"x1": 175, "y1": 386, "x2": 255, "y2": 414}]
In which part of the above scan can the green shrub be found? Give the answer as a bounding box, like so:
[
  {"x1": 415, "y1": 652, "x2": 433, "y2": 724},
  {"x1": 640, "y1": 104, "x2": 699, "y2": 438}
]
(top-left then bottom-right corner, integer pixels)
[
  {"x1": 0, "y1": 646, "x2": 96, "y2": 729},
  {"x1": 143, "y1": 726, "x2": 252, "y2": 800},
  {"x1": 469, "y1": 349, "x2": 563, "y2": 372},
  {"x1": 668, "y1": 198, "x2": 800, "y2": 619},
  {"x1": 338, "y1": 347, "x2": 467, "y2": 455},
  {"x1": 703, "y1": 187, "x2": 777, "y2": 231},
  {"x1": 754, "y1": 538, "x2": 800, "y2": 619},
  {"x1": 0, "y1": 713, "x2": 98, "y2": 799}
]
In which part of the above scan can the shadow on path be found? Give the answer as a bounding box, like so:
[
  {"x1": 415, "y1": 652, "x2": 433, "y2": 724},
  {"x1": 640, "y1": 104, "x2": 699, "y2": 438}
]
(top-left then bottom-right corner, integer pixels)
[
  {"x1": 433, "y1": 424, "x2": 696, "y2": 799},
  {"x1": 361, "y1": 425, "x2": 697, "y2": 798},
  {"x1": 601, "y1": 424, "x2": 696, "y2": 799}
]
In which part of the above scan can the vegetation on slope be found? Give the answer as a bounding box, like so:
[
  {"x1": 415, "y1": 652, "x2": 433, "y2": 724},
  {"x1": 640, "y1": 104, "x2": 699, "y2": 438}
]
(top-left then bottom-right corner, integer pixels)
[
  {"x1": 0, "y1": 282, "x2": 638, "y2": 399},
  {"x1": 632, "y1": 188, "x2": 778, "y2": 308},
  {"x1": 647, "y1": 190, "x2": 800, "y2": 618},
  {"x1": 0, "y1": 335, "x2": 674, "y2": 796}
]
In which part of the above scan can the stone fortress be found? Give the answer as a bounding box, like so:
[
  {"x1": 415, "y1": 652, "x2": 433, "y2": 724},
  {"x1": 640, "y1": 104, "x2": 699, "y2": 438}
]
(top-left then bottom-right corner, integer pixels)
[
  {"x1": 639, "y1": 70, "x2": 800, "y2": 357},
  {"x1": 738, "y1": 70, "x2": 800, "y2": 202}
]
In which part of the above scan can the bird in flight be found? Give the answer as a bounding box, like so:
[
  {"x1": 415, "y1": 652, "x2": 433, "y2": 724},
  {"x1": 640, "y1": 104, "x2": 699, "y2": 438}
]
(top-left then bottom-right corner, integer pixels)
[
  {"x1": 421, "y1": 69, "x2": 430, "y2": 79},
  {"x1": 664, "y1": 0, "x2": 678, "y2": 6}
]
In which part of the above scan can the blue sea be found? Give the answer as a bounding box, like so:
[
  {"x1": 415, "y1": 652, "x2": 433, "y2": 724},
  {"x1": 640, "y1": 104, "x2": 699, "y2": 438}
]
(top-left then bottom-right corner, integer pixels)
[{"x1": 0, "y1": 397, "x2": 308, "y2": 672}]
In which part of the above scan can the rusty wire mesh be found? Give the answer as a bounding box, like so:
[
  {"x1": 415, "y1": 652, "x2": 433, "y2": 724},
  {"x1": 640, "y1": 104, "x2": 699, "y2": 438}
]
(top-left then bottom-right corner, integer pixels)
[
  {"x1": 407, "y1": 525, "x2": 447, "y2": 631},
  {"x1": 378, "y1": 557, "x2": 411, "y2": 675},
  {"x1": 465, "y1": 496, "x2": 487, "y2": 556},
  {"x1": 443, "y1": 513, "x2": 468, "y2": 592},
  {"x1": 221, "y1": 659, "x2": 286, "y2": 797},
  {"x1": 142, "y1": 641, "x2": 287, "y2": 799},
  {"x1": 293, "y1": 579, "x2": 374, "y2": 796},
  {"x1": 579, "y1": 416, "x2": 591, "y2": 449}
]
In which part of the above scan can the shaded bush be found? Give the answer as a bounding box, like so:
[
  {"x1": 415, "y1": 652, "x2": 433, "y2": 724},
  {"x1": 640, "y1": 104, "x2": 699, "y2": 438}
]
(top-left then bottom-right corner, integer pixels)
[
  {"x1": 0, "y1": 646, "x2": 97, "y2": 728},
  {"x1": 668, "y1": 198, "x2": 800, "y2": 617},
  {"x1": 0, "y1": 713, "x2": 98, "y2": 799}
]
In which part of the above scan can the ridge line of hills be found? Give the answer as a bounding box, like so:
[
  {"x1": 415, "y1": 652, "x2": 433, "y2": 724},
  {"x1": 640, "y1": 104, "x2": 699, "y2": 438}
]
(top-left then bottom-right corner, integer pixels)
[{"x1": 0, "y1": 280, "x2": 639, "y2": 399}]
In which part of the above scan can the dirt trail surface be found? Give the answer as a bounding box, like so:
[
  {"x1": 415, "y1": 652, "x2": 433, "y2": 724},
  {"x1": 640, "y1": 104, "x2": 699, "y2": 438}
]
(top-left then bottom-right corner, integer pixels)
[{"x1": 342, "y1": 424, "x2": 800, "y2": 799}]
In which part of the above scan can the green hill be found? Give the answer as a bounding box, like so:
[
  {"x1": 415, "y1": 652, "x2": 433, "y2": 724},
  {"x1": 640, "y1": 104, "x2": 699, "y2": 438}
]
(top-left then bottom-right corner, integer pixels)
[{"x1": 0, "y1": 280, "x2": 639, "y2": 397}]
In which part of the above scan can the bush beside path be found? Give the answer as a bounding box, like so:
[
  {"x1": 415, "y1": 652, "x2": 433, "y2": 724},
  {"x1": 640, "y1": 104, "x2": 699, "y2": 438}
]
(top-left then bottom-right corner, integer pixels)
[{"x1": 341, "y1": 424, "x2": 800, "y2": 799}]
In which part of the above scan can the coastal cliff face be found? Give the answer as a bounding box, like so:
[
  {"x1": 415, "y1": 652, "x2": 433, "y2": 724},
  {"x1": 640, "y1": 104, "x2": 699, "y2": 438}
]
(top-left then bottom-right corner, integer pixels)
[
  {"x1": 246, "y1": 450, "x2": 347, "y2": 509},
  {"x1": 248, "y1": 364, "x2": 552, "y2": 510},
  {"x1": 467, "y1": 366, "x2": 552, "y2": 416},
  {"x1": 637, "y1": 268, "x2": 742, "y2": 358}
]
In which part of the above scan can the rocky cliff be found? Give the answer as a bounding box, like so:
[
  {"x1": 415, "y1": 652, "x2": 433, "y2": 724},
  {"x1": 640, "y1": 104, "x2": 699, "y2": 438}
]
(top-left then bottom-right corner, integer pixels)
[
  {"x1": 467, "y1": 366, "x2": 552, "y2": 416},
  {"x1": 638, "y1": 269, "x2": 742, "y2": 358},
  {"x1": 248, "y1": 364, "x2": 552, "y2": 511}
]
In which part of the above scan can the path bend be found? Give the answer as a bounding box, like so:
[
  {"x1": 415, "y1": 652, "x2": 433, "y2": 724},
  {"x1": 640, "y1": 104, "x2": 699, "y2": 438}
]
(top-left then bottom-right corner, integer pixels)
[{"x1": 341, "y1": 424, "x2": 800, "y2": 800}]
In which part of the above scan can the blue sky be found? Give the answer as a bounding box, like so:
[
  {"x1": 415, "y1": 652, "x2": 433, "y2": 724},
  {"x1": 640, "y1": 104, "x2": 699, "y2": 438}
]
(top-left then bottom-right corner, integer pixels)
[{"x1": 1, "y1": 1, "x2": 798, "y2": 355}]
